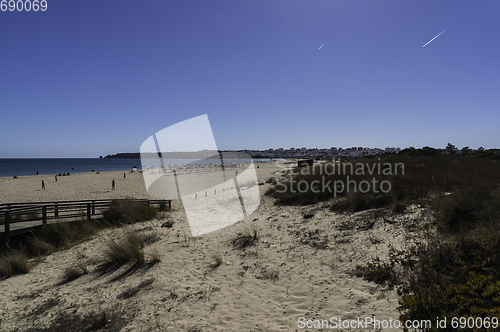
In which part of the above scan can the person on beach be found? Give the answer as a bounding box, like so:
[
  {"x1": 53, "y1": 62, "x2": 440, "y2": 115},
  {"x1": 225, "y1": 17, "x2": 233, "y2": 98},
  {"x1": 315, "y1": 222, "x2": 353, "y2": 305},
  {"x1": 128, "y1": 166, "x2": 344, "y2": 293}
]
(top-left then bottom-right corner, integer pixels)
[
  {"x1": 112, "y1": 180, "x2": 115, "y2": 191},
  {"x1": 36, "y1": 170, "x2": 38, "y2": 175},
  {"x1": 42, "y1": 180, "x2": 45, "y2": 190},
  {"x1": 124, "y1": 173, "x2": 126, "y2": 179},
  {"x1": 55, "y1": 174, "x2": 58, "y2": 182}
]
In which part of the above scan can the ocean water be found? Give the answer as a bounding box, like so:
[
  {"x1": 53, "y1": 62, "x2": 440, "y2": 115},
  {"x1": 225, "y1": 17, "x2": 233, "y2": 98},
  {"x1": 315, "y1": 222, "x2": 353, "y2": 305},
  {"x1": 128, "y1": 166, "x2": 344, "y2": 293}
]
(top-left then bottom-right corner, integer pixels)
[
  {"x1": 0, "y1": 158, "x2": 143, "y2": 178},
  {"x1": 0, "y1": 158, "x2": 270, "y2": 178}
]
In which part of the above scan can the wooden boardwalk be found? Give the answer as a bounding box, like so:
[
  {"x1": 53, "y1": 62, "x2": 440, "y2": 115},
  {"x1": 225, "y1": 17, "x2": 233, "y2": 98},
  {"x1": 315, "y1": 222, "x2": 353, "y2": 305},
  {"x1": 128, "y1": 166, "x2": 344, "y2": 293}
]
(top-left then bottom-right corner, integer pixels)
[{"x1": 0, "y1": 199, "x2": 171, "y2": 241}]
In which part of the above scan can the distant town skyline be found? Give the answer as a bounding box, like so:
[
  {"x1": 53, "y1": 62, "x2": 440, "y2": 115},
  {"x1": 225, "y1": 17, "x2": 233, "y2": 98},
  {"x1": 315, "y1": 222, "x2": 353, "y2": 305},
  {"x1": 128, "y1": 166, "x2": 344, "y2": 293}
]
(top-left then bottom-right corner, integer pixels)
[{"x1": 1, "y1": 1, "x2": 499, "y2": 158}]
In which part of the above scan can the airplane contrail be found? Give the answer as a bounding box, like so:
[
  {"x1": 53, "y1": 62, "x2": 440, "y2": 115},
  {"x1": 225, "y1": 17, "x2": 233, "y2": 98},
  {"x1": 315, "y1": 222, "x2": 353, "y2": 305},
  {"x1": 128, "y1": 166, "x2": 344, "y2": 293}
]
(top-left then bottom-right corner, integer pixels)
[
  {"x1": 422, "y1": 26, "x2": 451, "y2": 48},
  {"x1": 319, "y1": 43, "x2": 324, "y2": 49}
]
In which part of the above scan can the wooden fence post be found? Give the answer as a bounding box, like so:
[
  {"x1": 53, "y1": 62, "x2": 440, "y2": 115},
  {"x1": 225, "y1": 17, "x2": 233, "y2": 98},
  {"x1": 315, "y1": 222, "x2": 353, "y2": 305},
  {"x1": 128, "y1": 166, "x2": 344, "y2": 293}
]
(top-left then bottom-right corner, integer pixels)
[
  {"x1": 91, "y1": 201, "x2": 95, "y2": 215},
  {"x1": 87, "y1": 203, "x2": 91, "y2": 220},
  {"x1": 4, "y1": 207, "x2": 11, "y2": 242},
  {"x1": 54, "y1": 202, "x2": 59, "y2": 218},
  {"x1": 42, "y1": 206, "x2": 47, "y2": 225}
]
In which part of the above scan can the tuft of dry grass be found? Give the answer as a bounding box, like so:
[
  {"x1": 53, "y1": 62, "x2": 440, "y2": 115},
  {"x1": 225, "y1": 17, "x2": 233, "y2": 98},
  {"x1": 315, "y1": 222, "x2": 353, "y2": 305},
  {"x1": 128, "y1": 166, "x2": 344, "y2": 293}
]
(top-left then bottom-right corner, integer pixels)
[
  {"x1": 61, "y1": 261, "x2": 89, "y2": 283},
  {"x1": 142, "y1": 230, "x2": 162, "y2": 245},
  {"x1": 0, "y1": 249, "x2": 30, "y2": 277},
  {"x1": 260, "y1": 266, "x2": 279, "y2": 281},
  {"x1": 231, "y1": 225, "x2": 259, "y2": 249},
  {"x1": 102, "y1": 199, "x2": 158, "y2": 225},
  {"x1": 27, "y1": 220, "x2": 102, "y2": 256},
  {"x1": 211, "y1": 254, "x2": 223, "y2": 268},
  {"x1": 102, "y1": 233, "x2": 145, "y2": 268},
  {"x1": 147, "y1": 247, "x2": 162, "y2": 265}
]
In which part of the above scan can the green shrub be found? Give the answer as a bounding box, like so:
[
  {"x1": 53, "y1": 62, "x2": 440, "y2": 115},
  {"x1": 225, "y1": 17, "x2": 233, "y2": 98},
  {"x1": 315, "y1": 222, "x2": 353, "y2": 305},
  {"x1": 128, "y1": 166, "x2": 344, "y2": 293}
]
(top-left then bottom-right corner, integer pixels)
[
  {"x1": 394, "y1": 225, "x2": 500, "y2": 329},
  {"x1": 267, "y1": 155, "x2": 500, "y2": 213},
  {"x1": 432, "y1": 186, "x2": 497, "y2": 232},
  {"x1": 356, "y1": 258, "x2": 397, "y2": 287}
]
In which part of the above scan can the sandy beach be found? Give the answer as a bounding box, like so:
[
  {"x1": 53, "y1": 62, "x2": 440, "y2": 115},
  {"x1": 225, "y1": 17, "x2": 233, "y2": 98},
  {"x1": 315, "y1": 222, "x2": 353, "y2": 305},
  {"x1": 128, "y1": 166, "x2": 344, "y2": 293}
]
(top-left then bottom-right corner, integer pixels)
[
  {"x1": 0, "y1": 161, "x2": 433, "y2": 331},
  {"x1": 0, "y1": 162, "x2": 280, "y2": 204}
]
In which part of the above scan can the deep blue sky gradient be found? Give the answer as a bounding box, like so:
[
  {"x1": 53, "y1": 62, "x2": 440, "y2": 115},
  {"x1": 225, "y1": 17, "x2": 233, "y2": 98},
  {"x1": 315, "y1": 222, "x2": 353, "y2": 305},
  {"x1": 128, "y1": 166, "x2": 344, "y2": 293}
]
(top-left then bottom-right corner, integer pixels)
[{"x1": 1, "y1": 0, "x2": 499, "y2": 157}]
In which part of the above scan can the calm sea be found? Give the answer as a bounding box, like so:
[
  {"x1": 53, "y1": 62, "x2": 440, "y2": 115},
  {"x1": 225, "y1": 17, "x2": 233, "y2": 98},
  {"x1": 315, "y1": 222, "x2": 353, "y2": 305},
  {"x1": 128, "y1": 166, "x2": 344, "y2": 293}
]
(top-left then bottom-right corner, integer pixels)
[
  {"x1": 0, "y1": 158, "x2": 143, "y2": 178},
  {"x1": 0, "y1": 158, "x2": 270, "y2": 178}
]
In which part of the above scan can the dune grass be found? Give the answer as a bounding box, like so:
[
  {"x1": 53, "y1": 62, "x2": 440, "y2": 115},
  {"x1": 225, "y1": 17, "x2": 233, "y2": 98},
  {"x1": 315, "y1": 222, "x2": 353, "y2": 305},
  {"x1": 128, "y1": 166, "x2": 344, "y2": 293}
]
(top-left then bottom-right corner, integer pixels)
[
  {"x1": 61, "y1": 260, "x2": 89, "y2": 283},
  {"x1": 102, "y1": 199, "x2": 158, "y2": 225},
  {"x1": 28, "y1": 220, "x2": 103, "y2": 256},
  {"x1": 231, "y1": 225, "x2": 259, "y2": 249},
  {"x1": 102, "y1": 233, "x2": 146, "y2": 268},
  {"x1": 0, "y1": 249, "x2": 30, "y2": 277}
]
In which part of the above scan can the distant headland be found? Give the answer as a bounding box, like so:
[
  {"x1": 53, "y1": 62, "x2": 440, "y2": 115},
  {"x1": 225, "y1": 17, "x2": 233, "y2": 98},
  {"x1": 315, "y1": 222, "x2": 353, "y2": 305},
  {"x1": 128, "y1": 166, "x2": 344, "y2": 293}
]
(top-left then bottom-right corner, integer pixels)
[{"x1": 104, "y1": 144, "x2": 500, "y2": 160}]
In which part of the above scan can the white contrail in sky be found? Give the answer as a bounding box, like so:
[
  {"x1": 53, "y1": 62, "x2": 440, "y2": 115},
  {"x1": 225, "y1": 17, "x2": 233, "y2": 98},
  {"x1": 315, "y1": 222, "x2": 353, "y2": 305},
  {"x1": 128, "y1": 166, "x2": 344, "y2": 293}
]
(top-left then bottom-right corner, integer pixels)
[
  {"x1": 319, "y1": 43, "x2": 324, "y2": 49},
  {"x1": 422, "y1": 26, "x2": 451, "y2": 48}
]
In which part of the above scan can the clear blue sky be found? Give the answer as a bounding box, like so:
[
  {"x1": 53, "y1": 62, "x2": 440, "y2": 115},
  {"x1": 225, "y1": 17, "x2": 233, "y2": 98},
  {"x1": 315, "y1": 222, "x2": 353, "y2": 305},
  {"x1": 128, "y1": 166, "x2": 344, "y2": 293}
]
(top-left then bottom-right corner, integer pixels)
[{"x1": 1, "y1": 0, "x2": 499, "y2": 157}]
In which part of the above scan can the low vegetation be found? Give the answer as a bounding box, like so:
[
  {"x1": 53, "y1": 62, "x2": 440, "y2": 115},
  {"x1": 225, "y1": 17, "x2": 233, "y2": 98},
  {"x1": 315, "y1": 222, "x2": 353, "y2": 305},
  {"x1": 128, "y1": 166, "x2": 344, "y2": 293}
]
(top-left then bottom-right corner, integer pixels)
[
  {"x1": 102, "y1": 233, "x2": 146, "y2": 268},
  {"x1": 267, "y1": 152, "x2": 500, "y2": 328},
  {"x1": 267, "y1": 154, "x2": 500, "y2": 213},
  {"x1": 211, "y1": 254, "x2": 223, "y2": 268},
  {"x1": 102, "y1": 199, "x2": 158, "y2": 225},
  {"x1": 61, "y1": 260, "x2": 89, "y2": 283},
  {"x1": 273, "y1": 154, "x2": 500, "y2": 329},
  {"x1": 147, "y1": 247, "x2": 162, "y2": 265},
  {"x1": 100, "y1": 231, "x2": 164, "y2": 270},
  {"x1": 28, "y1": 220, "x2": 102, "y2": 256},
  {"x1": 231, "y1": 225, "x2": 259, "y2": 249},
  {"x1": 0, "y1": 249, "x2": 30, "y2": 277}
]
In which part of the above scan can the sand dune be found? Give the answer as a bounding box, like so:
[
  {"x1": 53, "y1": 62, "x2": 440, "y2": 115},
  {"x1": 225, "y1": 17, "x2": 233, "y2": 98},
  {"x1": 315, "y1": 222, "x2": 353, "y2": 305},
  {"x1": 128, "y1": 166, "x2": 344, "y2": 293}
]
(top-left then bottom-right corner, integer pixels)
[{"x1": 0, "y1": 163, "x2": 433, "y2": 331}]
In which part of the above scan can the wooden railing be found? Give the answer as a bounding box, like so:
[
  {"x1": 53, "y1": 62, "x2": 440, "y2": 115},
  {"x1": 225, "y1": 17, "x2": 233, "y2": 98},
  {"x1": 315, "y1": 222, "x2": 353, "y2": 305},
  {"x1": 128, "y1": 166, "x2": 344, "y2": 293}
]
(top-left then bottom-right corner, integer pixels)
[{"x1": 0, "y1": 199, "x2": 171, "y2": 241}]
